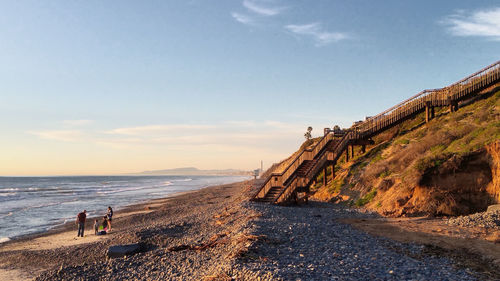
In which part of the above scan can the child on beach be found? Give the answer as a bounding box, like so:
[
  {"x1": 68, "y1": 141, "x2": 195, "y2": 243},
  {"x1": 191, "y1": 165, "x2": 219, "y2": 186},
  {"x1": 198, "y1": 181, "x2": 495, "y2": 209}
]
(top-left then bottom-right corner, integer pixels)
[
  {"x1": 102, "y1": 216, "x2": 108, "y2": 232},
  {"x1": 94, "y1": 219, "x2": 99, "y2": 235}
]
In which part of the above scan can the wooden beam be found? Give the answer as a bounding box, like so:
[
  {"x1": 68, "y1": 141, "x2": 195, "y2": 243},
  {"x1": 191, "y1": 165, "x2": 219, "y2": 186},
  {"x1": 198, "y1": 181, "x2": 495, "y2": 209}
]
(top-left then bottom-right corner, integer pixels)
[
  {"x1": 323, "y1": 166, "x2": 327, "y2": 186},
  {"x1": 425, "y1": 101, "x2": 431, "y2": 123}
]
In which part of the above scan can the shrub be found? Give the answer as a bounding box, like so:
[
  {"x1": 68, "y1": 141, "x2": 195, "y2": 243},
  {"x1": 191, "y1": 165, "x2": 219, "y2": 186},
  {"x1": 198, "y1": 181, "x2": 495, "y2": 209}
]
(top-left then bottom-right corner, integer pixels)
[
  {"x1": 414, "y1": 154, "x2": 451, "y2": 173},
  {"x1": 371, "y1": 154, "x2": 383, "y2": 163},
  {"x1": 378, "y1": 170, "x2": 392, "y2": 178},
  {"x1": 355, "y1": 188, "x2": 377, "y2": 207},
  {"x1": 328, "y1": 178, "x2": 345, "y2": 194},
  {"x1": 395, "y1": 138, "x2": 410, "y2": 145},
  {"x1": 430, "y1": 144, "x2": 446, "y2": 154}
]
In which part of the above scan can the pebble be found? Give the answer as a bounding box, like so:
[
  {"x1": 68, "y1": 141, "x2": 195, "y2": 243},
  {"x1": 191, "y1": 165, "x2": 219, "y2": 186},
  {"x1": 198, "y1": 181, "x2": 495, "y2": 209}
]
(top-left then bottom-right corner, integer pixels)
[
  {"x1": 33, "y1": 183, "x2": 484, "y2": 281},
  {"x1": 231, "y1": 201, "x2": 478, "y2": 280},
  {"x1": 447, "y1": 210, "x2": 500, "y2": 229}
]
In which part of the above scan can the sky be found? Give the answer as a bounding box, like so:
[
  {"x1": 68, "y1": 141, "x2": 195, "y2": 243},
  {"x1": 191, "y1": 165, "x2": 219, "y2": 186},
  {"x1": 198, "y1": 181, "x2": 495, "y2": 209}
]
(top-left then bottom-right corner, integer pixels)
[{"x1": 1, "y1": 0, "x2": 499, "y2": 176}]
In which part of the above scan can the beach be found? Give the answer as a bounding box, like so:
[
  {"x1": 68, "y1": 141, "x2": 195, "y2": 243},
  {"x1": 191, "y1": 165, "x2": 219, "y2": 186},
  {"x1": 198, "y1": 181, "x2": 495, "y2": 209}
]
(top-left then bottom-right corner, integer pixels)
[
  {"x1": 0, "y1": 179, "x2": 259, "y2": 280},
  {"x1": 1, "y1": 179, "x2": 499, "y2": 280}
]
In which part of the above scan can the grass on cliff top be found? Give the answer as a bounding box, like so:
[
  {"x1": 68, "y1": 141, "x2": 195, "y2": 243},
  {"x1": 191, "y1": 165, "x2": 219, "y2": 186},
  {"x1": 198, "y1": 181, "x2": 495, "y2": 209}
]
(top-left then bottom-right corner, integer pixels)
[
  {"x1": 316, "y1": 87, "x2": 500, "y2": 208},
  {"x1": 412, "y1": 90, "x2": 500, "y2": 172}
]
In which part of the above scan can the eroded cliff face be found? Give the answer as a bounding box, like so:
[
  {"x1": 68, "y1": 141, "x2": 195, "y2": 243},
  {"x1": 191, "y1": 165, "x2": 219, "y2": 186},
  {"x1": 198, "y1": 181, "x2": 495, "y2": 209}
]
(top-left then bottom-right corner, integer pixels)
[
  {"x1": 308, "y1": 87, "x2": 499, "y2": 217},
  {"x1": 369, "y1": 142, "x2": 499, "y2": 217},
  {"x1": 310, "y1": 142, "x2": 500, "y2": 217},
  {"x1": 486, "y1": 141, "x2": 500, "y2": 203}
]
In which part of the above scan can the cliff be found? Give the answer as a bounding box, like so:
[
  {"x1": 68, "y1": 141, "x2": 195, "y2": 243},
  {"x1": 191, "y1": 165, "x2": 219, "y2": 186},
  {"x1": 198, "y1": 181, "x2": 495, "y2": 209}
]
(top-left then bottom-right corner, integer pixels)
[{"x1": 309, "y1": 86, "x2": 500, "y2": 216}]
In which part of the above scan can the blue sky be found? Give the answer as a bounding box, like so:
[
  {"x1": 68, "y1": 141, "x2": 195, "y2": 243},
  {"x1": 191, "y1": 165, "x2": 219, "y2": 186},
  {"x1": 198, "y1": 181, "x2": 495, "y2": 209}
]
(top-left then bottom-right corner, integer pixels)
[{"x1": 1, "y1": 0, "x2": 499, "y2": 175}]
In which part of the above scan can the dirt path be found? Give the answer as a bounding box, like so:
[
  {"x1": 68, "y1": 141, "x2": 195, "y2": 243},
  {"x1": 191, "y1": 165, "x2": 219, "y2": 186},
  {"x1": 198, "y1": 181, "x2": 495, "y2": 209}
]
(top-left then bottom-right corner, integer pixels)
[{"x1": 344, "y1": 216, "x2": 500, "y2": 278}]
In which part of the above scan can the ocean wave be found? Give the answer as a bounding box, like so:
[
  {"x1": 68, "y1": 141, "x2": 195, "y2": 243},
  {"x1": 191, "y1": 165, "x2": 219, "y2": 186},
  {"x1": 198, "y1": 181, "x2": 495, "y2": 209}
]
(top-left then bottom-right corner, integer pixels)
[
  {"x1": 0, "y1": 175, "x2": 242, "y2": 241},
  {"x1": 172, "y1": 178, "x2": 192, "y2": 182},
  {"x1": 61, "y1": 199, "x2": 79, "y2": 205},
  {"x1": 96, "y1": 185, "x2": 158, "y2": 195},
  {"x1": 0, "y1": 187, "x2": 19, "y2": 192},
  {"x1": 0, "y1": 186, "x2": 62, "y2": 193},
  {"x1": 0, "y1": 192, "x2": 17, "y2": 197},
  {"x1": 0, "y1": 212, "x2": 13, "y2": 219},
  {"x1": 22, "y1": 202, "x2": 60, "y2": 211}
]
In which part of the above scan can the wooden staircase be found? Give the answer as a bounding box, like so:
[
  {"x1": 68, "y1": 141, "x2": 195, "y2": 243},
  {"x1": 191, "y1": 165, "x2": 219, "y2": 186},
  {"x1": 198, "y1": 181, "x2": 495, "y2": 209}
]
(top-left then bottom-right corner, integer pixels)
[
  {"x1": 296, "y1": 159, "x2": 318, "y2": 177},
  {"x1": 252, "y1": 60, "x2": 500, "y2": 205},
  {"x1": 258, "y1": 186, "x2": 284, "y2": 203}
]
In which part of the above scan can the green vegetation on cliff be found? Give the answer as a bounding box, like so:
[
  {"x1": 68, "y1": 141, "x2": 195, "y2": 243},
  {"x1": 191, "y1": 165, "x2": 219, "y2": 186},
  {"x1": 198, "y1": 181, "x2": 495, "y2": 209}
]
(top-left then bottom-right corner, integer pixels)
[{"x1": 312, "y1": 85, "x2": 500, "y2": 217}]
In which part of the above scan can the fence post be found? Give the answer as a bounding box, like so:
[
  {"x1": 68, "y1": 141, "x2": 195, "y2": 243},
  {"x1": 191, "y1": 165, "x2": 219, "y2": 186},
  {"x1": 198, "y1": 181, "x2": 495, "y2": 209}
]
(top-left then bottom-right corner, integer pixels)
[
  {"x1": 323, "y1": 166, "x2": 327, "y2": 186},
  {"x1": 425, "y1": 101, "x2": 431, "y2": 123},
  {"x1": 448, "y1": 96, "x2": 455, "y2": 113}
]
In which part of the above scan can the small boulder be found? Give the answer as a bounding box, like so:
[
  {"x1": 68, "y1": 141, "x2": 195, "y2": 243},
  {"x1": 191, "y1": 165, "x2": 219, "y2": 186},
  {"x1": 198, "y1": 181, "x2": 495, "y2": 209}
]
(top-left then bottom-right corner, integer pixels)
[
  {"x1": 107, "y1": 243, "x2": 141, "y2": 259},
  {"x1": 487, "y1": 204, "x2": 500, "y2": 212}
]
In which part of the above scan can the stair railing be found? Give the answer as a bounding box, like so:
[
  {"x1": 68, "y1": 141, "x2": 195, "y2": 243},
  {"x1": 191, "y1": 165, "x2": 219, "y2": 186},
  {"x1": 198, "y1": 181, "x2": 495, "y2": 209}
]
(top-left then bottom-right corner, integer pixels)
[
  {"x1": 274, "y1": 133, "x2": 351, "y2": 204},
  {"x1": 257, "y1": 60, "x2": 500, "y2": 204},
  {"x1": 356, "y1": 60, "x2": 500, "y2": 138},
  {"x1": 252, "y1": 132, "x2": 334, "y2": 200}
]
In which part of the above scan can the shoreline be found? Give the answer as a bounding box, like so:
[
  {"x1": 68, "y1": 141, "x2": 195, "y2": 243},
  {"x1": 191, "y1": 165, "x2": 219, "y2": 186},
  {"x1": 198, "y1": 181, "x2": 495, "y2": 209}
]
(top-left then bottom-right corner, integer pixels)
[
  {"x1": 1, "y1": 178, "x2": 499, "y2": 280},
  {"x1": 0, "y1": 183, "x2": 231, "y2": 251},
  {"x1": 0, "y1": 179, "x2": 257, "y2": 280},
  {"x1": 0, "y1": 176, "x2": 250, "y2": 246}
]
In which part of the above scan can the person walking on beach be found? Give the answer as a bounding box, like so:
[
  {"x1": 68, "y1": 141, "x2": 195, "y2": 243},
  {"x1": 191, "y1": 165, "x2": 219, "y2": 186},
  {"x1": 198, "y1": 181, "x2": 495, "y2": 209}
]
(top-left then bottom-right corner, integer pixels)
[
  {"x1": 106, "y1": 206, "x2": 113, "y2": 231},
  {"x1": 76, "y1": 210, "x2": 86, "y2": 237}
]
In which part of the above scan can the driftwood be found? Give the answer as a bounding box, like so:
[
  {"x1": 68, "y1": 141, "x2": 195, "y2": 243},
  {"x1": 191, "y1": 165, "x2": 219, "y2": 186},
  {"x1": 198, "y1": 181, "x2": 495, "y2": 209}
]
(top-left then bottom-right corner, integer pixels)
[{"x1": 168, "y1": 232, "x2": 230, "y2": 252}]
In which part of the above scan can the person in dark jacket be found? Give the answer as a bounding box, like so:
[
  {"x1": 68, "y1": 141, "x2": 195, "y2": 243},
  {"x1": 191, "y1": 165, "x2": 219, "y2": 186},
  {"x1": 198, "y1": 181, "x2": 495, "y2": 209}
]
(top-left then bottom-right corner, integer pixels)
[
  {"x1": 106, "y1": 206, "x2": 113, "y2": 231},
  {"x1": 76, "y1": 210, "x2": 86, "y2": 237}
]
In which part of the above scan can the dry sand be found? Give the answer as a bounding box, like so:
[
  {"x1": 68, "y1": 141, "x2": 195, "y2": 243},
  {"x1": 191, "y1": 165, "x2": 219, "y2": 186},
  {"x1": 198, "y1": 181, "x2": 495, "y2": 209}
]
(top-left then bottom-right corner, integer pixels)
[
  {"x1": 0, "y1": 185, "x2": 238, "y2": 280},
  {"x1": 2, "y1": 179, "x2": 499, "y2": 280}
]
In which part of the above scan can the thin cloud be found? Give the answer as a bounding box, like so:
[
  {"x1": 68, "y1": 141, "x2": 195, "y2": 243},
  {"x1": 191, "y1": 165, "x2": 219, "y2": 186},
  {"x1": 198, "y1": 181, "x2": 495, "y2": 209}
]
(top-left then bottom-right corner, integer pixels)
[
  {"x1": 285, "y1": 23, "x2": 348, "y2": 46},
  {"x1": 28, "y1": 121, "x2": 308, "y2": 153},
  {"x1": 243, "y1": 0, "x2": 284, "y2": 16},
  {"x1": 29, "y1": 130, "x2": 83, "y2": 142},
  {"x1": 442, "y1": 7, "x2": 500, "y2": 40},
  {"x1": 107, "y1": 124, "x2": 217, "y2": 135},
  {"x1": 62, "y1": 119, "x2": 93, "y2": 126},
  {"x1": 231, "y1": 12, "x2": 254, "y2": 25}
]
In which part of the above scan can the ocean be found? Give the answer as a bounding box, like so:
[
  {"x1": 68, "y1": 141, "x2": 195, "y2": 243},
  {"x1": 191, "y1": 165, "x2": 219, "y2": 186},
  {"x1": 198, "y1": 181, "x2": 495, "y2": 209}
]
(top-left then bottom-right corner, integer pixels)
[{"x1": 0, "y1": 175, "x2": 248, "y2": 243}]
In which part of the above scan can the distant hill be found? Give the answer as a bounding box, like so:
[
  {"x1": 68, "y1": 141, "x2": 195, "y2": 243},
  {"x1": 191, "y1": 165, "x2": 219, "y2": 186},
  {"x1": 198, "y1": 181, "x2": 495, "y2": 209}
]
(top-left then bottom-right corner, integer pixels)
[{"x1": 136, "y1": 167, "x2": 252, "y2": 176}]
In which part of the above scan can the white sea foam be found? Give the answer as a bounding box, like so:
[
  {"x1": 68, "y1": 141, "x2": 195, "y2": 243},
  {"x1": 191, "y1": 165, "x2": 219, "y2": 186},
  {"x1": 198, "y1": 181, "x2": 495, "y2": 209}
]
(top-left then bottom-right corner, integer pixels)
[
  {"x1": 0, "y1": 175, "x2": 246, "y2": 242},
  {"x1": 0, "y1": 187, "x2": 19, "y2": 191},
  {"x1": 0, "y1": 192, "x2": 17, "y2": 197},
  {"x1": 173, "y1": 178, "x2": 192, "y2": 182},
  {"x1": 22, "y1": 202, "x2": 60, "y2": 211},
  {"x1": 96, "y1": 185, "x2": 157, "y2": 194},
  {"x1": 0, "y1": 212, "x2": 13, "y2": 218},
  {"x1": 0, "y1": 237, "x2": 10, "y2": 243}
]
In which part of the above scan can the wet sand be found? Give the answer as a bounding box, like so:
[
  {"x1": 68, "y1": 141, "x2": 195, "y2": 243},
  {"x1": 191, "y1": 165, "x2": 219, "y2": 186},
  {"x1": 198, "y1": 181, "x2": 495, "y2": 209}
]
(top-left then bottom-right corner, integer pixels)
[
  {"x1": 2, "y1": 179, "x2": 499, "y2": 280},
  {"x1": 0, "y1": 181, "x2": 256, "y2": 280}
]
